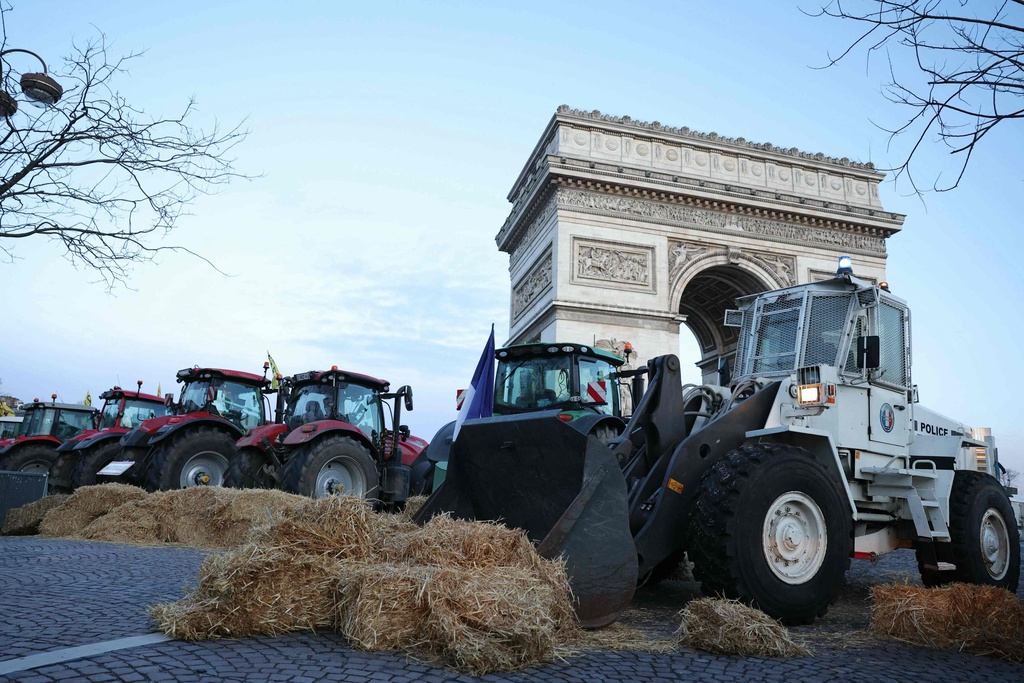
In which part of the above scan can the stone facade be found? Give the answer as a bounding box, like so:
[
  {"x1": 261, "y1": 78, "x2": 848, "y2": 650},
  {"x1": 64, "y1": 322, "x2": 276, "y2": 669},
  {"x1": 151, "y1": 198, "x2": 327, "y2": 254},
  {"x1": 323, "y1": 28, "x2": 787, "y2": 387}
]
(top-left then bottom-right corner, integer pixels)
[{"x1": 498, "y1": 106, "x2": 905, "y2": 382}]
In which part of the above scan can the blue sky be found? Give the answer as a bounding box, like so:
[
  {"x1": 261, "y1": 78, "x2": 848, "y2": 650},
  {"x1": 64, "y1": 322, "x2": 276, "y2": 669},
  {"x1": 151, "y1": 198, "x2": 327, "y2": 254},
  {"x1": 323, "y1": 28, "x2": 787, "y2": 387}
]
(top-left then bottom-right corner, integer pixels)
[{"x1": 3, "y1": 1, "x2": 1022, "y2": 475}]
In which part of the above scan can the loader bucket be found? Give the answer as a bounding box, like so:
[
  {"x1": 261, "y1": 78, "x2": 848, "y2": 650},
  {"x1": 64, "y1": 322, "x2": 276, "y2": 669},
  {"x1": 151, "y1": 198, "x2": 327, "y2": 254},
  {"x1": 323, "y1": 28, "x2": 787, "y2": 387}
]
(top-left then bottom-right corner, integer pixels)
[{"x1": 414, "y1": 410, "x2": 638, "y2": 628}]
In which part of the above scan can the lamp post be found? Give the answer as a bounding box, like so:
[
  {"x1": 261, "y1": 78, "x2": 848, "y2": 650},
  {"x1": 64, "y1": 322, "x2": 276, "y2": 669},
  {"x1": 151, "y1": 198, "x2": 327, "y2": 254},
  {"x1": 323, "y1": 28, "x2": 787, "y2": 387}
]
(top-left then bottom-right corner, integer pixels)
[{"x1": 0, "y1": 48, "x2": 63, "y2": 117}]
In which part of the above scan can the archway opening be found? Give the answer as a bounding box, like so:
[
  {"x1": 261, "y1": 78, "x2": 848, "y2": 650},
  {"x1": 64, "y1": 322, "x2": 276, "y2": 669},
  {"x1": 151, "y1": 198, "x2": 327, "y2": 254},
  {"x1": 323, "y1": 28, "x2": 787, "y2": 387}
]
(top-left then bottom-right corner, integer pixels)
[{"x1": 678, "y1": 265, "x2": 769, "y2": 385}]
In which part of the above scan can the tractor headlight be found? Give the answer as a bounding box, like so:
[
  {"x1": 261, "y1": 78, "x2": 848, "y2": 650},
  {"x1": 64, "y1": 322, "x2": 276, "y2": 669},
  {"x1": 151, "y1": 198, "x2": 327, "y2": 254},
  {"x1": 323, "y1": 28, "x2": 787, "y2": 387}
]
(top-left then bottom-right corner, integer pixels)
[{"x1": 798, "y1": 384, "x2": 823, "y2": 406}]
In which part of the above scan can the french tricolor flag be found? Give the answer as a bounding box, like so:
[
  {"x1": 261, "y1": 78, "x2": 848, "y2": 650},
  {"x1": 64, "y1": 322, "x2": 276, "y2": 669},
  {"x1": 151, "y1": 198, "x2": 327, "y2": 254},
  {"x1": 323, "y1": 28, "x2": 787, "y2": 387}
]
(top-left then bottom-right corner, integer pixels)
[{"x1": 452, "y1": 325, "x2": 496, "y2": 441}]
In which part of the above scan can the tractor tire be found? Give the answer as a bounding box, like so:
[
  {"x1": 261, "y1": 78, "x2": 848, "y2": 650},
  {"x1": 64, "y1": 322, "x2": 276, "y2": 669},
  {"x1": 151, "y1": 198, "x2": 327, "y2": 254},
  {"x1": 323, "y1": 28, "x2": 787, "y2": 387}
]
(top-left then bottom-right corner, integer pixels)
[
  {"x1": 688, "y1": 442, "x2": 852, "y2": 625},
  {"x1": 71, "y1": 441, "x2": 122, "y2": 489},
  {"x1": 224, "y1": 448, "x2": 275, "y2": 489},
  {"x1": 279, "y1": 435, "x2": 379, "y2": 500},
  {"x1": 945, "y1": 471, "x2": 1020, "y2": 590},
  {"x1": 47, "y1": 451, "x2": 78, "y2": 493},
  {"x1": 0, "y1": 445, "x2": 58, "y2": 475},
  {"x1": 146, "y1": 427, "x2": 236, "y2": 492}
]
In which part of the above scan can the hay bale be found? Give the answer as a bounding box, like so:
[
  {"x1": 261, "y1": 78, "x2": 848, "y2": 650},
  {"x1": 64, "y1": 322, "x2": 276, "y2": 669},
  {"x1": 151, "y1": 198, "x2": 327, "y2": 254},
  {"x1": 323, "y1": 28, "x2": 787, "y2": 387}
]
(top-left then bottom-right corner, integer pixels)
[
  {"x1": 39, "y1": 484, "x2": 147, "y2": 537},
  {"x1": 150, "y1": 543, "x2": 344, "y2": 638},
  {"x1": 79, "y1": 487, "x2": 310, "y2": 548},
  {"x1": 679, "y1": 598, "x2": 809, "y2": 657},
  {"x1": 152, "y1": 501, "x2": 579, "y2": 674},
  {"x1": 870, "y1": 582, "x2": 1024, "y2": 662},
  {"x1": 1, "y1": 494, "x2": 70, "y2": 536},
  {"x1": 390, "y1": 513, "x2": 545, "y2": 570},
  {"x1": 401, "y1": 495, "x2": 428, "y2": 520},
  {"x1": 337, "y1": 563, "x2": 577, "y2": 674},
  {"x1": 251, "y1": 495, "x2": 415, "y2": 561}
]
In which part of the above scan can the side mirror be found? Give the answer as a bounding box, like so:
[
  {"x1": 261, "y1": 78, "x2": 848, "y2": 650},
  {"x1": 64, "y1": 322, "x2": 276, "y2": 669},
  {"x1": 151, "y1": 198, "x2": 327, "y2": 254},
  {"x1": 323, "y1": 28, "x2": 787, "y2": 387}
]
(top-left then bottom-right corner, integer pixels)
[
  {"x1": 399, "y1": 385, "x2": 413, "y2": 411},
  {"x1": 717, "y1": 357, "x2": 731, "y2": 386},
  {"x1": 857, "y1": 336, "x2": 880, "y2": 370},
  {"x1": 164, "y1": 394, "x2": 174, "y2": 408}
]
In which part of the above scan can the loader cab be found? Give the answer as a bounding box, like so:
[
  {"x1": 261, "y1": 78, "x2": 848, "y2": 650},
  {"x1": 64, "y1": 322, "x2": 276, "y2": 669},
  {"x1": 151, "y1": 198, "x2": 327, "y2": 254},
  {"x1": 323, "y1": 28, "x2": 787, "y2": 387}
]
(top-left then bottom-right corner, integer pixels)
[
  {"x1": 729, "y1": 274, "x2": 909, "y2": 386},
  {"x1": 493, "y1": 343, "x2": 624, "y2": 418},
  {"x1": 726, "y1": 261, "x2": 913, "y2": 458}
]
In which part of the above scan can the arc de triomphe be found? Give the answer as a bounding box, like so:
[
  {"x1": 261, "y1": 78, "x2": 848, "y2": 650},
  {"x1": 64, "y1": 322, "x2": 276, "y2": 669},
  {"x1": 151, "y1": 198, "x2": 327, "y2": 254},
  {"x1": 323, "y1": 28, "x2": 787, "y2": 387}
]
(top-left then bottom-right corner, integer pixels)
[{"x1": 497, "y1": 106, "x2": 905, "y2": 382}]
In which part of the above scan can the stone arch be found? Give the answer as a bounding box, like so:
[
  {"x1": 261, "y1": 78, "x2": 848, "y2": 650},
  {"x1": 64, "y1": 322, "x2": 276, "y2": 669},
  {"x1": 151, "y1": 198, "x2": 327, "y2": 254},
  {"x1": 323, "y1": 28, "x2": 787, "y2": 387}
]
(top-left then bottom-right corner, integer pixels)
[{"x1": 671, "y1": 251, "x2": 778, "y2": 382}]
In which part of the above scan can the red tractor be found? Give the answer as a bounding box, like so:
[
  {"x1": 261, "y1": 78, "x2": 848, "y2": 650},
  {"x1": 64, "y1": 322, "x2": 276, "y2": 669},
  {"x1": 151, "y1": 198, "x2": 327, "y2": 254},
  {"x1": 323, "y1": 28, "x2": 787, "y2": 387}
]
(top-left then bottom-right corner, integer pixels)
[
  {"x1": 48, "y1": 382, "x2": 169, "y2": 492},
  {"x1": 226, "y1": 366, "x2": 426, "y2": 508},
  {"x1": 104, "y1": 366, "x2": 273, "y2": 491},
  {"x1": 0, "y1": 396, "x2": 97, "y2": 475}
]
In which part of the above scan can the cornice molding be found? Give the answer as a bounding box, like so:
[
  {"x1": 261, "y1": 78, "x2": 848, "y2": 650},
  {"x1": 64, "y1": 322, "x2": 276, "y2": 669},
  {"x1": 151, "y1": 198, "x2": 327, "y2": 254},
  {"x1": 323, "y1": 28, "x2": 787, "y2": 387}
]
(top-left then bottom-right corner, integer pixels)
[{"x1": 555, "y1": 105, "x2": 876, "y2": 171}]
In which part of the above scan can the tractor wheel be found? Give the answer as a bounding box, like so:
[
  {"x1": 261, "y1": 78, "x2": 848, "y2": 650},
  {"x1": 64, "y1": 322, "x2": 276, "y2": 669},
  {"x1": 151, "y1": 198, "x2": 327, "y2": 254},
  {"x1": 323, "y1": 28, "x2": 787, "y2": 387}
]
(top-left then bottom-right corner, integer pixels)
[
  {"x1": 71, "y1": 441, "x2": 122, "y2": 489},
  {"x1": 224, "y1": 448, "x2": 275, "y2": 489},
  {"x1": 279, "y1": 435, "x2": 378, "y2": 500},
  {"x1": 146, "y1": 427, "x2": 236, "y2": 491},
  {"x1": 47, "y1": 451, "x2": 78, "y2": 493},
  {"x1": 688, "y1": 443, "x2": 852, "y2": 625},
  {"x1": 945, "y1": 471, "x2": 1020, "y2": 590},
  {"x1": 0, "y1": 445, "x2": 59, "y2": 475}
]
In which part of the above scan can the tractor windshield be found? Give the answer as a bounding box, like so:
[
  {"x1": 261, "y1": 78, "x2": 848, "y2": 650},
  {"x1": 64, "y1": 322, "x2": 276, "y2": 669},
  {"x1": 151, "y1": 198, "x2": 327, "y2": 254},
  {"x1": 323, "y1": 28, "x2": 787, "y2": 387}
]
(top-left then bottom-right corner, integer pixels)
[
  {"x1": 211, "y1": 381, "x2": 265, "y2": 431},
  {"x1": 120, "y1": 399, "x2": 168, "y2": 429},
  {"x1": 287, "y1": 383, "x2": 334, "y2": 429},
  {"x1": 21, "y1": 407, "x2": 55, "y2": 437},
  {"x1": 55, "y1": 410, "x2": 96, "y2": 441},
  {"x1": 285, "y1": 381, "x2": 381, "y2": 436},
  {"x1": 98, "y1": 401, "x2": 121, "y2": 430},
  {"x1": 494, "y1": 355, "x2": 573, "y2": 414},
  {"x1": 179, "y1": 380, "x2": 214, "y2": 414}
]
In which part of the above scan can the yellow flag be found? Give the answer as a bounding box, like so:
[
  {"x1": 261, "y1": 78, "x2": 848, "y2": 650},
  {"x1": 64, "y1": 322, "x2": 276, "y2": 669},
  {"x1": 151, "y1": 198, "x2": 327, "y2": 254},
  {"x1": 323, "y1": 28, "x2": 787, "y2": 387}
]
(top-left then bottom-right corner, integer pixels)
[
  {"x1": 157, "y1": 382, "x2": 162, "y2": 398},
  {"x1": 0, "y1": 402, "x2": 13, "y2": 417},
  {"x1": 83, "y1": 391, "x2": 92, "y2": 406},
  {"x1": 267, "y1": 352, "x2": 281, "y2": 390}
]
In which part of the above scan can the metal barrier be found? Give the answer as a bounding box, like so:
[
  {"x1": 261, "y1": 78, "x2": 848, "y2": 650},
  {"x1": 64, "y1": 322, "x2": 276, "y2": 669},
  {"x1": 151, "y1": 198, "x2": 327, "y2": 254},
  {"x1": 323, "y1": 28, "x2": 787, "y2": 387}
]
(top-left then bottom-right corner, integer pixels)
[{"x1": 0, "y1": 471, "x2": 48, "y2": 528}]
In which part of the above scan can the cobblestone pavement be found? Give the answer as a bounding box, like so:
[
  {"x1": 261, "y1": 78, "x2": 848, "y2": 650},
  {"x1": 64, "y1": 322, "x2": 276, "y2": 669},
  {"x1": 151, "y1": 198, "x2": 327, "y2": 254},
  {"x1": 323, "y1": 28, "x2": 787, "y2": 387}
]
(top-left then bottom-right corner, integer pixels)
[{"x1": 0, "y1": 536, "x2": 1021, "y2": 682}]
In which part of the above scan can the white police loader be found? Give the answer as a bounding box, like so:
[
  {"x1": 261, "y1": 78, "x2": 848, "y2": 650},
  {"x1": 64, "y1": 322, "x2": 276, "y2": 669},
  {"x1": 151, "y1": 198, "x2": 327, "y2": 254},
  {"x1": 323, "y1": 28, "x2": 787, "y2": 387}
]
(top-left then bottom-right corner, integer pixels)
[{"x1": 416, "y1": 257, "x2": 1022, "y2": 628}]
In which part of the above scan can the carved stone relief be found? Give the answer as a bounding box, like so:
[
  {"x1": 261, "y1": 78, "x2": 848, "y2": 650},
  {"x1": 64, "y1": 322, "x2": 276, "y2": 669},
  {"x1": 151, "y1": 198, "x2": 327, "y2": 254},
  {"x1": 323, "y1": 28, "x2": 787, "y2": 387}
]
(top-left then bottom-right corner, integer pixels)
[
  {"x1": 557, "y1": 187, "x2": 885, "y2": 254},
  {"x1": 512, "y1": 250, "x2": 553, "y2": 321},
  {"x1": 572, "y1": 237, "x2": 654, "y2": 292},
  {"x1": 669, "y1": 240, "x2": 797, "y2": 289},
  {"x1": 510, "y1": 195, "x2": 558, "y2": 268}
]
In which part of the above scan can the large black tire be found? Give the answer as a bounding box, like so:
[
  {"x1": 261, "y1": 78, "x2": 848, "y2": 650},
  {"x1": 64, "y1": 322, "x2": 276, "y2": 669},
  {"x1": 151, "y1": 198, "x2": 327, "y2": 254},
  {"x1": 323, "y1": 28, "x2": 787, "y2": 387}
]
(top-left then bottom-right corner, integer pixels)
[
  {"x1": 47, "y1": 451, "x2": 78, "y2": 493},
  {"x1": 279, "y1": 435, "x2": 379, "y2": 500},
  {"x1": 71, "y1": 441, "x2": 123, "y2": 489},
  {"x1": 688, "y1": 443, "x2": 852, "y2": 625},
  {"x1": 944, "y1": 471, "x2": 1020, "y2": 589},
  {"x1": 0, "y1": 445, "x2": 59, "y2": 474},
  {"x1": 146, "y1": 427, "x2": 236, "y2": 492},
  {"x1": 224, "y1": 448, "x2": 275, "y2": 489}
]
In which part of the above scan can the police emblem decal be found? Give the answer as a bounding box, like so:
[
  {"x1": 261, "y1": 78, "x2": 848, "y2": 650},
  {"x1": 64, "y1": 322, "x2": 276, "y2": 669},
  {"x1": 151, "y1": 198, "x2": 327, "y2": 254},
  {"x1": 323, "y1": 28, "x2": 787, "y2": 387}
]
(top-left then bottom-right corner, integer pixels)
[{"x1": 879, "y1": 403, "x2": 895, "y2": 433}]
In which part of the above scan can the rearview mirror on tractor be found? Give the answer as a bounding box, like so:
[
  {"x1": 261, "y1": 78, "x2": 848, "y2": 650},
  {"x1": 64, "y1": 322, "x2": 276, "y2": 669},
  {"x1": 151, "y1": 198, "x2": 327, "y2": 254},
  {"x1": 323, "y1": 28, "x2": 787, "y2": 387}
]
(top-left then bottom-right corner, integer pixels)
[
  {"x1": 399, "y1": 385, "x2": 414, "y2": 411},
  {"x1": 857, "y1": 335, "x2": 880, "y2": 370},
  {"x1": 164, "y1": 394, "x2": 174, "y2": 408}
]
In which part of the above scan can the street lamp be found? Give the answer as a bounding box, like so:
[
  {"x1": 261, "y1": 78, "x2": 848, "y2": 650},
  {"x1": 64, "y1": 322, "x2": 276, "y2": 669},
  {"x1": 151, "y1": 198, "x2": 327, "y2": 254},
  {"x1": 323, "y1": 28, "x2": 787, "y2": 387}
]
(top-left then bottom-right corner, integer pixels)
[{"x1": 0, "y1": 48, "x2": 63, "y2": 117}]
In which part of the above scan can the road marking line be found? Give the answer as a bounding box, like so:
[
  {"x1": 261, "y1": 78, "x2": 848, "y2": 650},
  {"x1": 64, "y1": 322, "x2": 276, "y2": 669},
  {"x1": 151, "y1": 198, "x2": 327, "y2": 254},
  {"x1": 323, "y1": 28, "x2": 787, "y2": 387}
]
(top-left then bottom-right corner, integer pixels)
[{"x1": 0, "y1": 633, "x2": 171, "y2": 674}]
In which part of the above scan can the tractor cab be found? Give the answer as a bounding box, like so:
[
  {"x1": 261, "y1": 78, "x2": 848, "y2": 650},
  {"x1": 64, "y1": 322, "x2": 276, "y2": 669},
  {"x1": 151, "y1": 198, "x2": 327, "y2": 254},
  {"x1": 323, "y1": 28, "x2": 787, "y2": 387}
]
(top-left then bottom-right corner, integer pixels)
[
  {"x1": 97, "y1": 385, "x2": 169, "y2": 431},
  {"x1": 284, "y1": 367, "x2": 387, "y2": 439},
  {"x1": 0, "y1": 416, "x2": 21, "y2": 441},
  {"x1": 171, "y1": 367, "x2": 269, "y2": 432},
  {"x1": 493, "y1": 343, "x2": 628, "y2": 418},
  {"x1": 14, "y1": 398, "x2": 96, "y2": 443}
]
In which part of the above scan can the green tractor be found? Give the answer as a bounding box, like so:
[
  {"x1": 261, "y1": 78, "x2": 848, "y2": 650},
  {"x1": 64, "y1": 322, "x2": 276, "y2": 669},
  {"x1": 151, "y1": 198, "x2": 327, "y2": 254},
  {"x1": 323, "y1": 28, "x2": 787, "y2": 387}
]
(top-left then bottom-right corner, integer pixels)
[{"x1": 408, "y1": 342, "x2": 642, "y2": 495}]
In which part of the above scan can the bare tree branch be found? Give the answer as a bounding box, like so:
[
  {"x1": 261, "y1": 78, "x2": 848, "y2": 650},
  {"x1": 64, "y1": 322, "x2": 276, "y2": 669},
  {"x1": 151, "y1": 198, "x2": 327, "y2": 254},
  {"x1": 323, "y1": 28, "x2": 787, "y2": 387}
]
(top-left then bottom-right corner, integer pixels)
[
  {"x1": 1, "y1": 7, "x2": 254, "y2": 290},
  {"x1": 809, "y1": 0, "x2": 1024, "y2": 192}
]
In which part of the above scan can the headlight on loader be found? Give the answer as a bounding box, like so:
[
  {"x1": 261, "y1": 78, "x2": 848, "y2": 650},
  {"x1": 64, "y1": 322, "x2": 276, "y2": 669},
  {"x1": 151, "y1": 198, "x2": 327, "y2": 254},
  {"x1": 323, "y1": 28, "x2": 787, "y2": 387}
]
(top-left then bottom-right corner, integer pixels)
[{"x1": 798, "y1": 384, "x2": 823, "y2": 406}]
